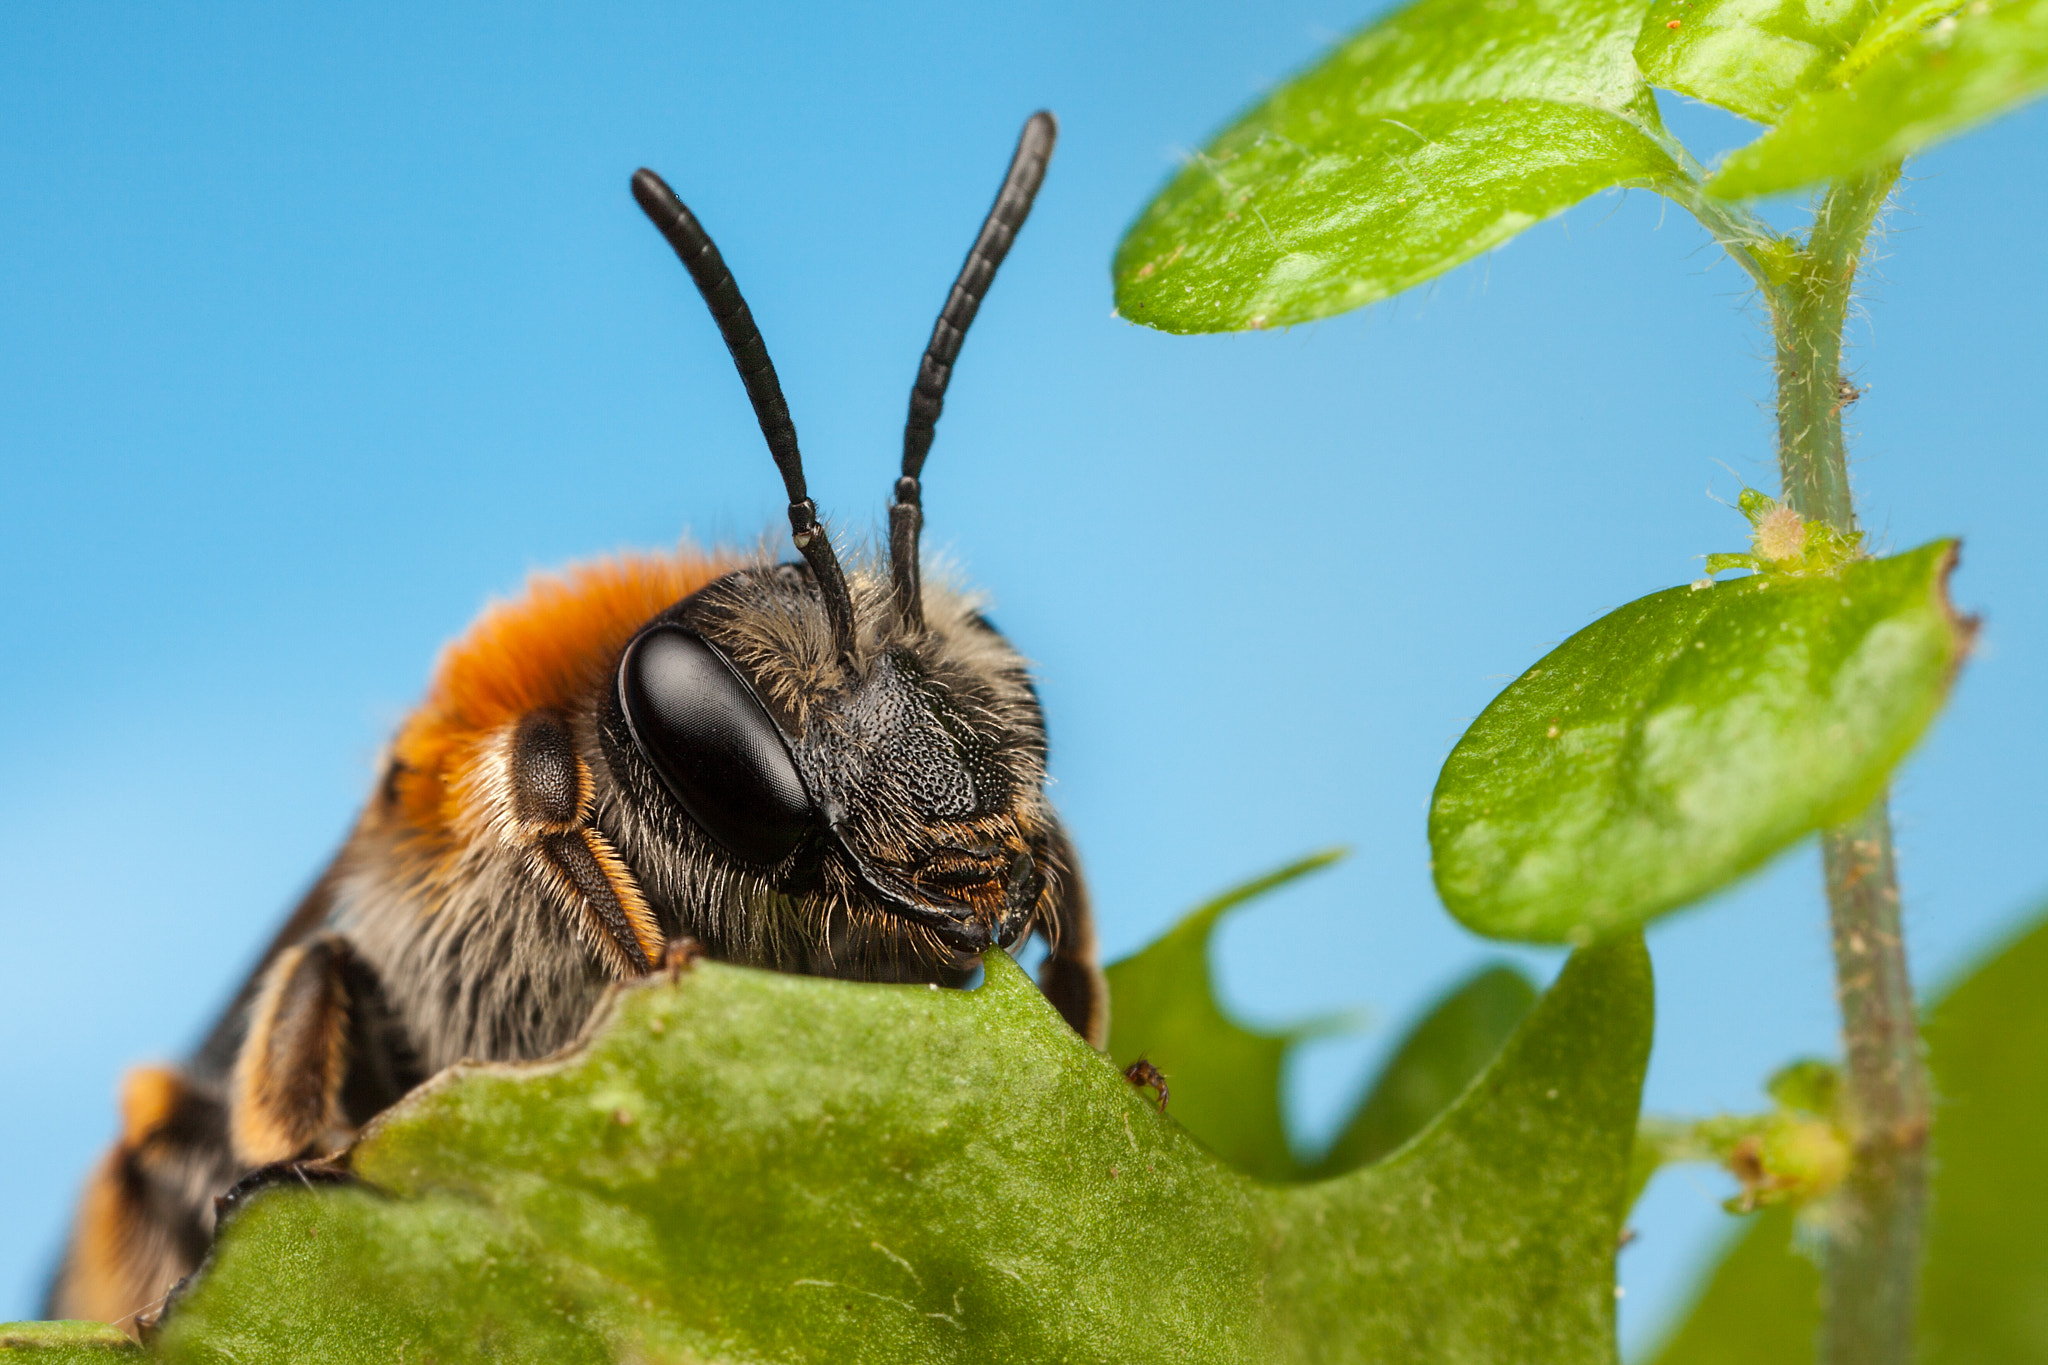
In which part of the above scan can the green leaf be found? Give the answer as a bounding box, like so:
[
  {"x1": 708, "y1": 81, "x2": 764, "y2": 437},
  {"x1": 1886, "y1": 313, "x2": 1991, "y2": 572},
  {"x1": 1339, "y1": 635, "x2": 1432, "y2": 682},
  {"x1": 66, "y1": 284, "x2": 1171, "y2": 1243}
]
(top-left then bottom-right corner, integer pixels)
[
  {"x1": 1105, "y1": 849, "x2": 1346, "y2": 1182},
  {"x1": 1308, "y1": 964, "x2": 1538, "y2": 1178},
  {"x1": 1430, "y1": 540, "x2": 1971, "y2": 943},
  {"x1": 1262, "y1": 936, "x2": 1650, "y2": 1361},
  {"x1": 11, "y1": 932, "x2": 1651, "y2": 1364},
  {"x1": 1636, "y1": 0, "x2": 1885, "y2": 124},
  {"x1": 1106, "y1": 857, "x2": 1531, "y2": 1188},
  {"x1": 1646, "y1": 1204, "x2": 1817, "y2": 1365},
  {"x1": 1709, "y1": 0, "x2": 2048, "y2": 197},
  {"x1": 0, "y1": 1323, "x2": 142, "y2": 1362},
  {"x1": 1649, "y1": 900, "x2": 2048, "y2": 1363},
  {"x1": 1914, "y1": 905, "x2": 2048, "y2": 1359},
  {"x1": 1111, "y1": 0, "x2": 1677, "y2": 333},
  {"x1": 1841, "y1": 0, "x2": 1976, "y2": 73}
]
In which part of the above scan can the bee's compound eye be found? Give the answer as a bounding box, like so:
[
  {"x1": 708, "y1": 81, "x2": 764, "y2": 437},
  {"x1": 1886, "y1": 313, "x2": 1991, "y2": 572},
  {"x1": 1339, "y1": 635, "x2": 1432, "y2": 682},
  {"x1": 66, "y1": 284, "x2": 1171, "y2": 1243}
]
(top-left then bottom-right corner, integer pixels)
[{"x1": 617, "y1": 626, "x2": 812, "y2": 865}]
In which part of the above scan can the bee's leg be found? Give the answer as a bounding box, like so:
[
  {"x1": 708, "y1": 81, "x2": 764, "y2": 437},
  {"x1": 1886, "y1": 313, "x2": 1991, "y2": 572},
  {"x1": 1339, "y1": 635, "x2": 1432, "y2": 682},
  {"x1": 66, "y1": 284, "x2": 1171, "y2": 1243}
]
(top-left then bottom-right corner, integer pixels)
[
  {"x1": 509, "y1": 708, "x2": 664, "y2": 977},
  {"x1": 1037, "y1": 823, "x2": 1108, "y2": 1048},
  {"x1": 228, "y1": 934, "x2": 368, "y2": 1166},
  {"x1": 45, "y1": 1067, "x2": 238, "y2": 1333}
]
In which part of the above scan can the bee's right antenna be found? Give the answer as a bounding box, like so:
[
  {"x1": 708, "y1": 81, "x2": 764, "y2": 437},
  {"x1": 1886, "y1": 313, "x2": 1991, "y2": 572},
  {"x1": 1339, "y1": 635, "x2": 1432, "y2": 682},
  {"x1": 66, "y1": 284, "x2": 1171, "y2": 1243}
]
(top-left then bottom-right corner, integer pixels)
[
  {"x1": 631, "y1": 168, "x2": 859, "y2": 665},
  {"x1": 890, "y1": 111, "x2": 1057, "y2": 631}
]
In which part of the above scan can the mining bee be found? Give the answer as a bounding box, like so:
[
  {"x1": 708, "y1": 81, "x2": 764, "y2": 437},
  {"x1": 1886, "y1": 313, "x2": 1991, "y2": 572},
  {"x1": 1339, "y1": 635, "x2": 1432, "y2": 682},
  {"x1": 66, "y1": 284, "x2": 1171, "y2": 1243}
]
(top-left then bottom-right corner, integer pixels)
[{"x1": 48, "y1": 111, "x2": 1102, "y2": 1329}]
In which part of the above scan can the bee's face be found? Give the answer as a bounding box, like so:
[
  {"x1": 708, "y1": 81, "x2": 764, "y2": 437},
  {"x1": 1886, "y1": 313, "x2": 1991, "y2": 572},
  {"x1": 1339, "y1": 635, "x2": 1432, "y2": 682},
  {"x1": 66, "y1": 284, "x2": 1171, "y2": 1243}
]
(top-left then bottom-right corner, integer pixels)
[{"x1": 605, "y1": 559, "x2": 1056, "y2": 967}]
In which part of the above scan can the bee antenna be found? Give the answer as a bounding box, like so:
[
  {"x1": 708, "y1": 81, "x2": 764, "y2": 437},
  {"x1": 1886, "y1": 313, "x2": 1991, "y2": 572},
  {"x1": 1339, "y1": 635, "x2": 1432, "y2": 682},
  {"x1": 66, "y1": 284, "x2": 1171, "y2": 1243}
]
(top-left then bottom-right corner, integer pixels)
[
  {"x1": 890, "y1": 111, "x2": 1057, "y2": 630},
  {"x1": 631, "y1": 167, "x2": 858, "y2": 664}
]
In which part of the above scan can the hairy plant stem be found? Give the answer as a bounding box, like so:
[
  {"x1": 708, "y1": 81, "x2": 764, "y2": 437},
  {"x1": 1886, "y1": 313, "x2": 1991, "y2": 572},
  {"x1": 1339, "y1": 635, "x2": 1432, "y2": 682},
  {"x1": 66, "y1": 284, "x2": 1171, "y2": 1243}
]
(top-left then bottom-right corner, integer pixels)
[
  {"x1": 1776, "y1": 166, "x2": 1897, "y2": 528},
  {"x1": 1770, "y1": 162, "x2": 1929, "y2": 1365},
  {"x1": 1818, "y1": 799, "x2": 1928, "y2": 1365}
]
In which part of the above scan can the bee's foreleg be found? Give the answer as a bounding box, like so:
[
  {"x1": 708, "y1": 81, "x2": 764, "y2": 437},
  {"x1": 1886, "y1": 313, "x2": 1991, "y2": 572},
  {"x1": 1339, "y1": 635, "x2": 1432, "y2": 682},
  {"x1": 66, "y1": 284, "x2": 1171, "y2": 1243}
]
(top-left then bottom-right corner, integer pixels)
[
  {"x1": 509, "y1": 708, "x2": 664, "y2": 977},
  {"x1": 1036, "y1": 823, "x2": 1108, "y2": 1049},
  {"x1": 228, "y1": 934, "x2": 363, "y2": 1165}
]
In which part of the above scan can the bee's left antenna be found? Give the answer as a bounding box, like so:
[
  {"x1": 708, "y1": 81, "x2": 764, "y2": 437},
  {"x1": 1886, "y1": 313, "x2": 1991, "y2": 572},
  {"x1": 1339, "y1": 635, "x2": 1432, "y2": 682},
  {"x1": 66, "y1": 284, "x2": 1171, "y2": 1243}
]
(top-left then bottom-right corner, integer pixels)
[
  {"x1": 631, "y1": 168, "x2": 858, "y2": 664},
  {"x1": 890, "y1": 111, "x2": 1058, "y2": 631}
]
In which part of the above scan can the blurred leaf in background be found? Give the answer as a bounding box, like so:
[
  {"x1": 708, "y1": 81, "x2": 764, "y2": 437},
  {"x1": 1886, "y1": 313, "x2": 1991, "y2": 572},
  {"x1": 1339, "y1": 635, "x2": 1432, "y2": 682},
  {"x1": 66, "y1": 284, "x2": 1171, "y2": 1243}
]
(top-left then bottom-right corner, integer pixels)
[
  {"x1": 1106, "y1": 849, "x2": 1348, "y2": 1181},
  {"x1": 1107, "y1": 854, "x2": 1538, "y2": 1184},
  {"x1": 1306, "y1": 965, "x2": 1538, "y2": 1179},
  {"x1": 1648, "y1": 901, "x2": 2048, "y2": 1363}
]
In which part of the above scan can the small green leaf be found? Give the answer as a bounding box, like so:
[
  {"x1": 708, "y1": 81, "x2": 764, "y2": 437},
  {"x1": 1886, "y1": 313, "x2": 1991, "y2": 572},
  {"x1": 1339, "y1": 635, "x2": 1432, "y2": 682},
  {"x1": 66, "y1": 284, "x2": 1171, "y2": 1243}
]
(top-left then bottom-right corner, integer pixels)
[
  {"x1": 1431, "y1": 540, "x2": 1971, "y2": 943},
  {"x1": 1710, "y1": 0, "x2": 2048, "y2": 197},
  {"x1": 1112, "y1": 0, "x2": 1677, "y2": 333},
  {"x1": 1105, "y1": 849, "x2": 1347, "y2": 1182},
  {"x1": 117, "y1": 931, "x2": 1650, "y2": 1364},
  {"x1": 1308, "y1": 964, "x2": 1538, "y2": 1178},
  {"x1": 1650, "y1": 900, "x2": 2048, "y2": 1363},
  {"x1": 1636, "y1": 0, "x2": 1884, "y2": 124},
  {"x1": 1763, "y1": 1057, "x2": 1841, "y2": 1115}
]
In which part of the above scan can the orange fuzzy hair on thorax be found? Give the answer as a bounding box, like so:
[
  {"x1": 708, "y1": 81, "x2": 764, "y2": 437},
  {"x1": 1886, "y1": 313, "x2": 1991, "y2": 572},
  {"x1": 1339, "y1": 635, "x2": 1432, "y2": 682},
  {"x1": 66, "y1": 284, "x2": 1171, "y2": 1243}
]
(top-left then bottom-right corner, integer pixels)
[{"x1": 390, "y1": 547, "x2": 740, "y2": 833}]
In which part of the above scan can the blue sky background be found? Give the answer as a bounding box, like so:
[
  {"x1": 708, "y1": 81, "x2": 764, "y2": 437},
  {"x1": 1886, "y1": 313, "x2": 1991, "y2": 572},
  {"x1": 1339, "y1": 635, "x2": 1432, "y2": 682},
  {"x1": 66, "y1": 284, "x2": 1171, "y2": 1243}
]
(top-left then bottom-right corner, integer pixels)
[{"x1": 3, "y1": 3, "x2": 2044, "y2": 1351}]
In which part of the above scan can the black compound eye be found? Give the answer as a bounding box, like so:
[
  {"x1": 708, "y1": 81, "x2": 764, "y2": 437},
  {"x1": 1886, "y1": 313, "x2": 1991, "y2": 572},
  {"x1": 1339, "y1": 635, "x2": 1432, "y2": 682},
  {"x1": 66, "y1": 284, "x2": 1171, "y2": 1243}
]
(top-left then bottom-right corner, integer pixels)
[{"x1": 617, "y1": 626, "x2": 812, "y2": 865}]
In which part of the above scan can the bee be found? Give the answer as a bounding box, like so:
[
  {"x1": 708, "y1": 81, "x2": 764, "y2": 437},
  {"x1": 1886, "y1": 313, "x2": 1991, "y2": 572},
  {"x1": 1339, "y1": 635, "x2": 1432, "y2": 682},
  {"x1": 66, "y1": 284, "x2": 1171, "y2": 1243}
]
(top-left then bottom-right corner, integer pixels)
[{"x1": 47, "y1": 111, "x2": 1102, "y2": 1330}]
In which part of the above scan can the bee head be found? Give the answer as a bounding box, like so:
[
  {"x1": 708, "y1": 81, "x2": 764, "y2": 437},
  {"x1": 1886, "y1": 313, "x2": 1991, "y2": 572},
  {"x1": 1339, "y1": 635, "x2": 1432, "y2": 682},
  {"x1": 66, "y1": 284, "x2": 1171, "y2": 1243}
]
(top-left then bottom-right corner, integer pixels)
[
  {"x1": 608, "y1": 113, "x2": 1062, "y2": 970},
  {"x1": 610, "y1": 557, "x2": 1051, "y2": 958}
]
